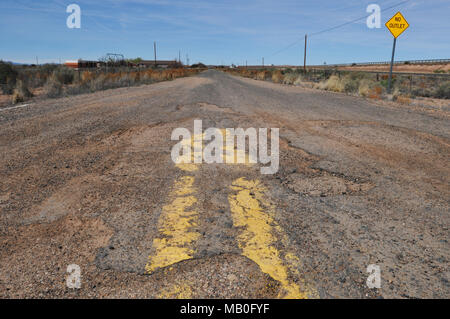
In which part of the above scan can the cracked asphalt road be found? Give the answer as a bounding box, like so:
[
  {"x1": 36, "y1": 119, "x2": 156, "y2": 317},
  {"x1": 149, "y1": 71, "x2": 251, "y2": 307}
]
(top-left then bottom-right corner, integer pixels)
[{"x1": 0, "y1": 70, "x2": 448, "y2": 298}]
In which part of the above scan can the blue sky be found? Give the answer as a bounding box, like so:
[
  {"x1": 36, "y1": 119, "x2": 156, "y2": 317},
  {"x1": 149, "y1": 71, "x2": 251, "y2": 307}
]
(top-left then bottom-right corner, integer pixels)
[{"x1": 1, "y1": 0, "x2": 449, "y2": 65}]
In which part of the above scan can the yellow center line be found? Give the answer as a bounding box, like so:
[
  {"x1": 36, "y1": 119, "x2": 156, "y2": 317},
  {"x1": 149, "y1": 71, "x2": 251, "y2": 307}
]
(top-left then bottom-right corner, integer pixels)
[
  {"x1": 146, "y1": 132, "x2": 207, "y2": 276},
  {"x1": 229, "y1": 177, "x2": 315, "y2": 299},
  {"x1": 148, "y1": 128, "x2": 316, "y2": 299},
  {"x1": 145, "y1": 175, "x2": 200, "y2": 274}
]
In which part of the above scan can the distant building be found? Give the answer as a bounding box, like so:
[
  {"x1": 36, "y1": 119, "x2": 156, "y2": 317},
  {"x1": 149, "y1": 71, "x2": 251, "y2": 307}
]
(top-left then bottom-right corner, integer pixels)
[{"x1": 65, "y1": 60, "x2": 101, "y2": 69}]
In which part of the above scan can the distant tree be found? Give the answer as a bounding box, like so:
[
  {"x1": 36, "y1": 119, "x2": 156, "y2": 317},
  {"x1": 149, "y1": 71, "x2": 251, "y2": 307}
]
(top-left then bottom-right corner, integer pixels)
[
  {"x1": 128, "y1": 57, "x2": 143, "y2": 64},
  {"x1": 191, "y1": 63, "x2": 206, "y2": 68}
]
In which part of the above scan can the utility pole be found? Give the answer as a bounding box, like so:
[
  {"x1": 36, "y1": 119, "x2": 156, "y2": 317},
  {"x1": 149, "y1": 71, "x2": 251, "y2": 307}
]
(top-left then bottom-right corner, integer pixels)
[
  {"x1": 179, "y1": 50, "x2": 181, "y2": 63},
  {"x1": 186, "y1": 54, "x2": 189, "y2": 67},
  {"x1": 154, "y1": 42, "x2": 157, "y2": 68},
  {"x1": 262, "y1": 57, "x2": 264, "y2": 67},
  {"x1": 304, "y1": 34, "x2": 307, "y2": 72},
  {"x1": 36, "y1": 56, "x2": 39, "y2": 65}
]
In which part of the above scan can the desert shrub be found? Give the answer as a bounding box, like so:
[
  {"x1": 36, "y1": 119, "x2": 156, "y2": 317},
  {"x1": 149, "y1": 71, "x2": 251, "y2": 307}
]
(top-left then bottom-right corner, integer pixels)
[
  {"x1": 0, "y1": 61, "x2": 18, "y2": 94},
  {"x1": 271, "y1": 70, "x2": 284, "y2": 83},
  {"x1": 358, "y1": 78, "x2": 377, "y2": 97},
  {"x1": 366, "y1": 86, "x2": 383, "y2": 99},
  {"x1": 65, "y1": 83, "x2": 90, "y2": 96},
  {"x1": 44, "y1": 75, "x2": 63, "y2": 98},
  {"x1": 118, "y1": 72, "x2": 133, "y2": 86},
  {"x1": 141, "y1": 70, "x2": 154, "y2": 84},
  {"x1": 412, "y1": 88, "x2": 432, "y2": 98},
  {"x1": 283, "y1": 72, "x2": 298, "y2": 85},
  {"x1": 39, "y1": 64, "x2": 59, "y2": 75},
  {"x1": 26, "y1": 70, "x2": 49, "y2": 88},
  {"x1": 380, "y1": 76, "x2": 397, "y2": 89},
  {"x1": 11, "y1": 80, "x2": 33, "y2": 104},
  {"x1": 318, "y1": 72, "x2": 376, "y2": 94},
  {"x1": 434, "y1": 81, "x2": 450, "y2": 99},
  {"x1": 161, "y1": 70, "x2": 170, "y2": 81},
  {"x1": 256, "y1": 71, "x2": 267, "y2": 81},
  {"x1": 23, "y1": 65, "x2": 59, "y2": 89},
  {"x1": 81, "y1": 71, "x2": 94, "y2": 83},
  {"x1": 340, "y1": 74, "x2": 361, "y2": 93},
  {"x1": 132, "y1": 71, "x2": 140, "y2": 83},
  {"x1": 392, "y1": 86, "x2": 402, "y2": 98},
  {"x1": 52, "y1": 67, "x2": 75, "y2": 85},
  {"x1": 242, "y1": 70, "x2": 257, "y2": 79},
  {"x1": 316, "y1": 75, "x2": 343, "y2": 92},
  {"x1": 36, "y1": 67, "x2": 199, "y2": 98},
  {"x1": 395, "y1": 95, "x2": 411, "y2": 105},
  {"x1": 151, "y1": 70, "x2": 163, "y2": 81},
  {"x1": 293, "y1": 75, "x2": 305, "y2": 86},
  {"x1": 89, "y1": 74, "x2": 108, "y2": 91}
]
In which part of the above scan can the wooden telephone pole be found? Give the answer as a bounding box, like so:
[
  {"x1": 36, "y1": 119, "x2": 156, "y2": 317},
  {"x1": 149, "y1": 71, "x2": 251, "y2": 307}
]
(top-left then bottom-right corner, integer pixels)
[
  {"x1": 303, "y1": 34, "x2": 307, "y2": 72},
  {"x1": 154, "y1": 42, "x2": 157, "y2": 68}
]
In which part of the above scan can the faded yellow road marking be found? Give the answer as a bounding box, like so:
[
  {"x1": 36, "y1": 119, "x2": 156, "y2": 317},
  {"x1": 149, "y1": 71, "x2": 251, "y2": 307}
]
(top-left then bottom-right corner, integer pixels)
[
  {"x1": 158, "y1": 281, "x2": 192, "y2": 299},
  {"x1": 174, "y1": 129, "x2": 257, "y2": 169},
  {"x1": 229, "y1": 177, "x2": 314, "y2": 299},
  {"x1": 145, "y1": 176, "x2": 200, "y2": 273},
  {"x1": 175, "y1": 133, "x2": 199, "y2": 172},
  {"x1": 149, "y1": 128, "x2": 315, "y2": 299},
  {"x1": 146, "y1": 133, "x2": 201, "y2": 278}
]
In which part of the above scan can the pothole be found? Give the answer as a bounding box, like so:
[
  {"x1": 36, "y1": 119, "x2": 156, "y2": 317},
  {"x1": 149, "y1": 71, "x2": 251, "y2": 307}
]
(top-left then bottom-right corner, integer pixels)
[
  {"x1": 284, "y1": 173, "x2": 374, "y2": 197},
  {"x1": 197, "y1": 102, "x2": 235, "y2": 113}
]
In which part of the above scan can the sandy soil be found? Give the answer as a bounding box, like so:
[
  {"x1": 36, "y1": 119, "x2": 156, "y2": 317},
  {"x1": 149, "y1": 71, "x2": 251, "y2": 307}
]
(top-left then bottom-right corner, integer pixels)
[{"x1": 0, "y1": 70, "x2": 448, "y2": 299}]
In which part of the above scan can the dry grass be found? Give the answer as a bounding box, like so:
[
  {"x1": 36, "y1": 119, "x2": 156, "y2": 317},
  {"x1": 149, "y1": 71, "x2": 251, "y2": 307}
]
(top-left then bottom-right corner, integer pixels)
[
  {"x1": 1, "y1": 63, "x2": 204, "y2": 104},
  {"x1": 396, "y1": 95, "x2": 412, "y2": 105},
  {"x1": 315, "y1": 74, "x2": 381, "y2": 97},
  {"x1": 256, "y1": 71, "x2": 267, "y2": 81},
  {"x1": 11, "y1": 80, "x2": 33, "y2": 104},
  {"x1": 367, "y1": 86, "x2": 383, "y2": 99},
  {"x1": 358, "y1": 79, "x2": 384, "y2": 99},
  {"x1": 49, "y1": 68, "x2": 200, "y2": 99},
  {"x1": 315, "y1": 75, "x2": 343, "y2": 92},
  {"x1": 358, "y1": 78, "x2": 375, "y2": 97},
  {"x1": 224, "y1": 67, "x2": 449, "y2": 102},
  {"x1": 44, "y1": 75, "x2": 63, "y2": 98},
  {"x1": 282, "y1": 72, "x2": 299, "y2": 85},
  {"x1": 271, "y1": 70, "x2": 284, "y2": 84}
]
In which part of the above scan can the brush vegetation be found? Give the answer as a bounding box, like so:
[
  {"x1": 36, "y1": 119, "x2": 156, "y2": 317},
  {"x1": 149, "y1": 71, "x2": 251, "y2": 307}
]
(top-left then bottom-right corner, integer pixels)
[
  {"x1": 0, "y1": 61, "x2": 203, "y2": 104},
  {"x1": 224, "y1": 67, "x2": 449, "y2": 101}
]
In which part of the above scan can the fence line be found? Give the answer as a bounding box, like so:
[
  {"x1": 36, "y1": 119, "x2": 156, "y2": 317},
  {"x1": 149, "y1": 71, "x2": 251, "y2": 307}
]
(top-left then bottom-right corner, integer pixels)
[{"x1": 310, "y1": 58, "x2": 450, "y2": 67}]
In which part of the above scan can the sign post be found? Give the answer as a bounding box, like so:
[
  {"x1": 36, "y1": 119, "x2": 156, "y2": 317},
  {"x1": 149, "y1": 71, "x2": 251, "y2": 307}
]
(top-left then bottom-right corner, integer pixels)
[
  {"x1": 388, "y1": 37, "x2": 397, "y2": 94},
  {"x1": 385, "y1": 12, "x2": 410, "y2": 94}
]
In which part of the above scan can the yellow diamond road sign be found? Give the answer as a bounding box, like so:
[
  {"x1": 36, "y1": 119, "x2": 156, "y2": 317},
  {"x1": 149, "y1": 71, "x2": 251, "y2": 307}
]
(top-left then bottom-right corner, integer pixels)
[{"x1": 386, "y1": 12, "x2": 410, "y2": 38}]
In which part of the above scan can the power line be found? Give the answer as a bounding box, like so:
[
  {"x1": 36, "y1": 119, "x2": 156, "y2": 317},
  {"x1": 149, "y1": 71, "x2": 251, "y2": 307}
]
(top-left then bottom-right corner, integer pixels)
[
  {"x1": 309, "y1": 0, "x2": 411, "y2": 37},
  {"x1": 269, "y1": 0, "x2": 412, "y2": 58}
]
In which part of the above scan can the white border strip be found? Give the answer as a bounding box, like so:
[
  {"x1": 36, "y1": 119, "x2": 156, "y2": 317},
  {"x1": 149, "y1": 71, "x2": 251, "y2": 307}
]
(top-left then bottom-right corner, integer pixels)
[{"x1": 0, "y1": 104, "x2": 32, "y2": 112}]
